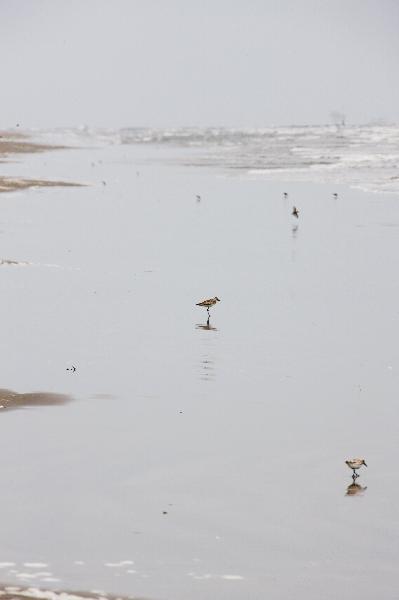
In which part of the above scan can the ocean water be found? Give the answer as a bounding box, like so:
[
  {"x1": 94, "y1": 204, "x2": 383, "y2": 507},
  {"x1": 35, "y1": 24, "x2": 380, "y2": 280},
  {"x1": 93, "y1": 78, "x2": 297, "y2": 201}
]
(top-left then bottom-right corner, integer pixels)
[
  {"x1": 30, "y1": 123, "x2": 399, "y2": 193},
  {"x1": 0, "y1": 136, "x2": 399, "y2": 600}
]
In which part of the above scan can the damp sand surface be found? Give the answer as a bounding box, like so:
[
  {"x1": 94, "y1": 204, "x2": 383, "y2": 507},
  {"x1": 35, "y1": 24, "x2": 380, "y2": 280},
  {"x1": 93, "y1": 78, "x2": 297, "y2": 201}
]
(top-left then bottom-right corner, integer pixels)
[
  {"x1": 0, "y1": 586, "x2": 146, "y2": 600},
  {"x1": 0, "y1": 177, "x2": 83, "y2": 193},
  {"x1": 0, "y1": 142, "x2": 399, "y2": 600},
  {"x1": 0, "y1": 133, "x2": 64, "y2": 158},
  {"x1": 0, "y1": 389, "x2": 70, "y2": 411},
  {"x1": 0, "y1": 132, "x2": 79, "y2": 192}
]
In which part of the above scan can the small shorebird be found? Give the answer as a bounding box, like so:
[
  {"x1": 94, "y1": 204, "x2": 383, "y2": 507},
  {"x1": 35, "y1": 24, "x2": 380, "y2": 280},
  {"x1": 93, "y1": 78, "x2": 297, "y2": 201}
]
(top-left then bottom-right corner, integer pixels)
[
  {"x1": 196, "y1": 296, "x2": 220, "y2": 318},
  {"x1": 196, "y1": 194, "x2": 201, "y2": 202},
  {"x1": 345, "y1": 458, "x2": 367, "y2": 479},
  {"x1": 292, "y1": 206, "x2": 299, "y2": 218},
  {"x1": 283, "y1": 192, "x2": 288, "y2": 199},
  {"x1": 333, "y1": 193, "x2": 338, "y2": 199}
]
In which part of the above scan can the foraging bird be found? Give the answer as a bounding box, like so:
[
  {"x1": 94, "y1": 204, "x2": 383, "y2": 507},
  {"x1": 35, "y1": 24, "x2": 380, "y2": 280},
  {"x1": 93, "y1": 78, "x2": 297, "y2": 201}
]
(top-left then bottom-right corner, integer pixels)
[
  {"x1": 196, "y1": 296, "x2": 220, "y2": 318},
  {"x1": 283, "y1": 192, "x2": 288, "y2": 199},
  {"x1": 196, "y1": 194, "x2": 201, "y2": 202},
  {"x1": 292, "y1": 206, "x2": 299, "y2": 218},
  {"x1": 345, "y1": 458, "x2": 367, "y2": 479},
  {"x1": 333, "y1": 193, "x2": 338, "y2": 199}
]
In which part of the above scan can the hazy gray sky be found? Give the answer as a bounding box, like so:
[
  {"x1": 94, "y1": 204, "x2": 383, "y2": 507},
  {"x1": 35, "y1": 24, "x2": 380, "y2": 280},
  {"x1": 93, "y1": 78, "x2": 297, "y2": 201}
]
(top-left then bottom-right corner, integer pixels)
[{"x1": 1, "y1": 0, "x2": 398, "y2": 128}]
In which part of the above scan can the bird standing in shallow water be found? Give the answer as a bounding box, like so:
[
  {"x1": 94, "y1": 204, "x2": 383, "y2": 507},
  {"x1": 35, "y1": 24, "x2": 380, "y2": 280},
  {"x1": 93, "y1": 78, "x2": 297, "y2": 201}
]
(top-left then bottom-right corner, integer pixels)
[
  {"x1": 196, "y1": 296, "x2": 220, "y2": 321},
  {"x1": 292, "y1": 206, "x2": 299, "y2": 218},
  {"x1": 345, "y1": 458, "x2": 367, "y2": 479}
]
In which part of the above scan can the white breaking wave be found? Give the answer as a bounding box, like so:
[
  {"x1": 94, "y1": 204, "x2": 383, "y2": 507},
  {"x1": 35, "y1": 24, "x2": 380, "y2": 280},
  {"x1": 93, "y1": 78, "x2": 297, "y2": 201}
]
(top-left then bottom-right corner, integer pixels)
[
  {"x1": 119, "y1": 124, "x2": 399, "y2": 193},
  {"x1": 28, "y1": 124, "x2": 399, "y2": 193}
]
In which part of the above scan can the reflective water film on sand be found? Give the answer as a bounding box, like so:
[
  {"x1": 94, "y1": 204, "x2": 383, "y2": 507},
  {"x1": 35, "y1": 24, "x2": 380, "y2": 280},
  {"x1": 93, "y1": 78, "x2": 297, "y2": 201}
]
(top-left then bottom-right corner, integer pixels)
[{"x1": 0, "y1": 137, "x2": 398, "y2": 600}]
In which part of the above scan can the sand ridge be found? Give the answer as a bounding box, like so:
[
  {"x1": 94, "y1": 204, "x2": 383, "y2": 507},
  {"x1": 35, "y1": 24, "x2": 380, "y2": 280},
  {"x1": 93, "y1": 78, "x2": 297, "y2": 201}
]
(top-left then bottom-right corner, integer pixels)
[
  {"x1": 0, "y1": 131, "x2": 81, "y2": 192},
  {"x1": 0, "y1": 177, "x2": 83, "y2": 193},
  {"x1": 0, "y1": 389, "x2": 71, "y2": 412}
]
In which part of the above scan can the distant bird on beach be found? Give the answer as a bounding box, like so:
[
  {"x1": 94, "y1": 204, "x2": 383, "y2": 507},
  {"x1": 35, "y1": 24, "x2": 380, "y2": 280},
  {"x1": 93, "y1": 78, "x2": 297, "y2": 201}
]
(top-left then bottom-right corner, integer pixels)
[
  {"x1": 196, "y1": 194, "x2": 201, "y2": 202},
  {"x1": 196, "y1": 296, "x2": 220, "y2": 318},
  {"x1": 333, "y1": 192, "x2": 338, "y2": 199},
  {"x1": 345, "y1": 458, "x2": 367, "y2": 479},
  {"x1": 292, "y1": 206, "x2": 299, "y2": 218},
  {"x1": 283, "y1": 192, "x2": 288, "y2": 199}
]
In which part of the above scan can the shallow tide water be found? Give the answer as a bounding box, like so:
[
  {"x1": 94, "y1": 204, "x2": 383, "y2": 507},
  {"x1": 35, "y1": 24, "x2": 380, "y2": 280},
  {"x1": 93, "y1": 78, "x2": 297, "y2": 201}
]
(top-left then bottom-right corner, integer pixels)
[{"x1": 0, "y1": 142, "x2": 399, "y2": 599}]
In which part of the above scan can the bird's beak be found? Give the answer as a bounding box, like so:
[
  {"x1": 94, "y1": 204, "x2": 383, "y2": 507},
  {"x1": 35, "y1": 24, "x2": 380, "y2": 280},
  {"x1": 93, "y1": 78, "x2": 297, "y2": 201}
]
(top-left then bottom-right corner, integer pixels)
[{"x1": 363, "y1": 462, "x2": 368, "y2": 467}]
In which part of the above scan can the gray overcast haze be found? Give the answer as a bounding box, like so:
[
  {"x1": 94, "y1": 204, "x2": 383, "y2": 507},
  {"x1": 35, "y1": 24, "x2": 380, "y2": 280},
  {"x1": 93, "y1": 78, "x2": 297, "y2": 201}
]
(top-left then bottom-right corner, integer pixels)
[{"x1": 1, "y1": 0, "x2": 398, "y2": 128}]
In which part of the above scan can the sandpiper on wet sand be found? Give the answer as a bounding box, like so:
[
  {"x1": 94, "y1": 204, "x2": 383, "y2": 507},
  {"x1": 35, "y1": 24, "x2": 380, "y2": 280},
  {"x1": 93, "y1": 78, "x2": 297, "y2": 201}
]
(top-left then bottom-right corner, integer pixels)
[
  {"x1": 345, "y1": 458, "x2": 367, "y2": 479},
  {"x1": 196, "y1": 296, "x2": 220, "y2": 318}
]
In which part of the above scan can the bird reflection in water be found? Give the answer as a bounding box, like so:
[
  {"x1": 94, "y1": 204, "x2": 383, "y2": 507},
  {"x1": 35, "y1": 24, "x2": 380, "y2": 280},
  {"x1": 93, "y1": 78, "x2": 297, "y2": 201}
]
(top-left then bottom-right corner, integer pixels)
[
  {"x1": 346, "y1": 482, "x2": 368, "y2": 496},
  {"x1": 198, "y1": 356, "x2": 215, "y2": 381},
  {"x1": 291, "y1": 224, "x2": 299, "y2": 263},
  {"x1": 196, "y1": 320, "x2": 217, "y2": 331},
  {"x1": 196, "y1": 320, "x2": 218, "y2": 381}
]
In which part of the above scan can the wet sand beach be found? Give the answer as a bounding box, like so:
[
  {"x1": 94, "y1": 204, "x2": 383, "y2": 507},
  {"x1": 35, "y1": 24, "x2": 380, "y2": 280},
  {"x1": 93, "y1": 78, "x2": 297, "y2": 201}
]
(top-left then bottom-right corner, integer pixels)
[
  {"x1": 0, "y1": 135, "x2": 399, "y2": 600},
  {"x1": 0, "y1": 178, "x2": 82, "y2": 193},
  {"x1": 0, "y1": 389, "x2": 70, "y2": 412},
  {"x1": 0, "y1": 586, "x2": 143, "y2": 600},
  {"x1": 0, "y1": 131, "x2": 65, "y2": 160},
  {"x1": 0, "y1": 132, "x2": 79, "y2": 192},
  {"x1": 0, "y1": 133, "x2": 62, "y2": 157}
]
